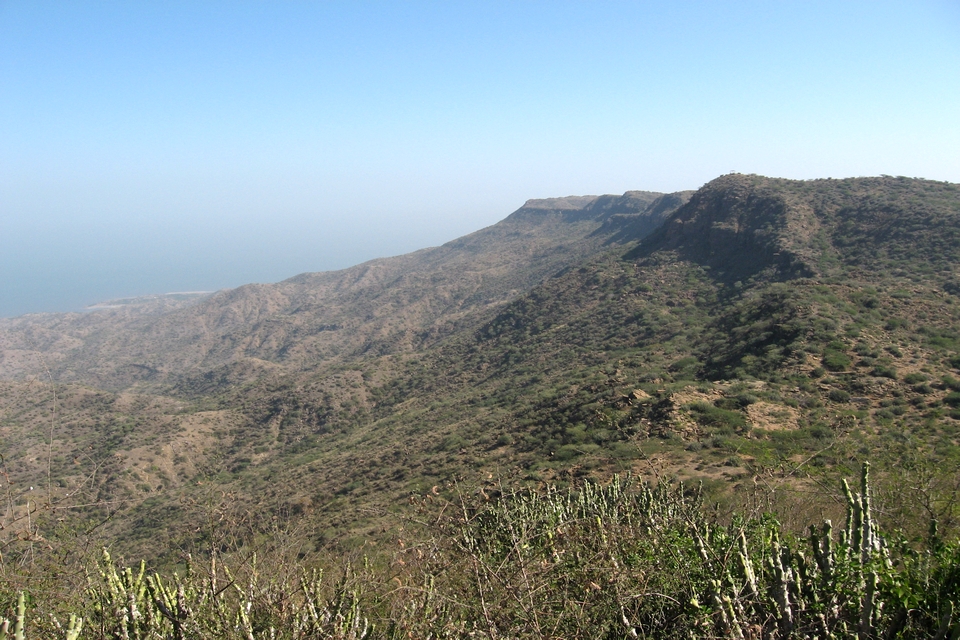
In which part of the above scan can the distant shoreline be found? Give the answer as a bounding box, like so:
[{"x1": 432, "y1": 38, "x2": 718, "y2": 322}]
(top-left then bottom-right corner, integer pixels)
[{"x1": 84, "y1": 291, "x2": 215, "y2": 311}]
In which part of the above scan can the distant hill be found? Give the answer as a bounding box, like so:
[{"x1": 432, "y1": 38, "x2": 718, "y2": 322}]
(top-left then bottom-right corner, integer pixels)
[
  {"x1": 0, "y1": 189, "x2": 686, "y2": 391},
  {"x1": 1, "y1": 174, "x2": 959, "y2": 568}
]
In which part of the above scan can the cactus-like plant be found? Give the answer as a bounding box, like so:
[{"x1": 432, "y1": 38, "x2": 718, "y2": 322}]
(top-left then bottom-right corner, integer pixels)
[
  {"x1": 0, "y1": 592, "x2": 25, "y2": 640},
  {"x1": 0, "y1": 463, "x2": 957, "y2": 638}
]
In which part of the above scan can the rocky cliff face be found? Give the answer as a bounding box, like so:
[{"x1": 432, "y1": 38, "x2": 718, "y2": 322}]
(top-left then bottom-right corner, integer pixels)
[
  {"x1": 627, "y1": 173, "x2": 960, "y2": 284},
  {"x1": 626, "y1": 175, "x2": 816, "y2": 282}
]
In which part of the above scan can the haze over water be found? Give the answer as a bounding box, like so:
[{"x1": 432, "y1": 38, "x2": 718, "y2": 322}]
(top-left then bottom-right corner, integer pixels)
[{"x1": 2, "y1": 1, "x2": 958, "y2": 318}]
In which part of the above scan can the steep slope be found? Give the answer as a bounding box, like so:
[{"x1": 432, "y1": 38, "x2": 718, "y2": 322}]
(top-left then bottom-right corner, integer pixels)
[{"x1": 183, "y1": 174, "x2": 960, "y2": 549}]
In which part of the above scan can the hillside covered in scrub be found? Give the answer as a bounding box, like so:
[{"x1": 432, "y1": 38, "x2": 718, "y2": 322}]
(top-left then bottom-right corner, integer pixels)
[
  {"x1": 1, "y1": 173, "x2": 960, "y2": 636},
  {"x1": 3, "y1": 465, "x2": 960, "y2": 638}
]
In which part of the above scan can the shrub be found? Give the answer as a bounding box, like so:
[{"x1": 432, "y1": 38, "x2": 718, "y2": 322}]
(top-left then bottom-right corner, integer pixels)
[
  {"x1": 713, "y1": 393, "x2": 758, "y2": 411},
  {"x1": 800, "y1": 423, "x2": 832, "y2": 439},
  {"x1": 7, "y1": 465, "x2": 954, "y2": 640},
  {"x1": 872, "y1": 365, "x2": 898, "y2": 379},
  {"x1": 823, "y1": 350, "x2": 852, "y2": 371},
  {"x1": 828, "y1": 389, "x2": 851, "y2": 403}
]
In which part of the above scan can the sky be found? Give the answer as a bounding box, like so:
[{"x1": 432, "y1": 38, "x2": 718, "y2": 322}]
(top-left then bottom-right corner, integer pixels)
[{"x1": 1, "y1": 1, "x2": 959, "y2": 317}]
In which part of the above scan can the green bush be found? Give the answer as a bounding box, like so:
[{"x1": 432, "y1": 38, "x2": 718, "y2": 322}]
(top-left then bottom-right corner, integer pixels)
[
  {"x1": 713, "y1": 393, "x2": 758, "y2": 410},
  {"x1": 823, "y1": 350, "x2": 852, "y2": 371},
  {"x1": 872, "y1": 365, "x2": 898, "y2": 379},
  {"x1": 829, "y1": 389, "x2": 851, "y2": 403}
]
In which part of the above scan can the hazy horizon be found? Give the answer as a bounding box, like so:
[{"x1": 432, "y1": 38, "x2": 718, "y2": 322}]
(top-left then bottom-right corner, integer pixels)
[{"x1": 3, "y1": 1, "x2": 959, "y2": 318}]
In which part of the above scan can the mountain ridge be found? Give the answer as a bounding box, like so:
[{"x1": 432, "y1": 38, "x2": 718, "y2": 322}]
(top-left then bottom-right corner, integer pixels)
[
  {"x1": 1, "y1": 173, "x2": 959, "y2": 567},
  {"x1": 0, "y1": 188, "x2": 690, "y2": 390}
]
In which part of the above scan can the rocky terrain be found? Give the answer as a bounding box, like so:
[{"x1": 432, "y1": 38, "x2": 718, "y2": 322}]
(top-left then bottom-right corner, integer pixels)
[{"x1": 1, "y1": 174, "x2": 958, "y2": 567}]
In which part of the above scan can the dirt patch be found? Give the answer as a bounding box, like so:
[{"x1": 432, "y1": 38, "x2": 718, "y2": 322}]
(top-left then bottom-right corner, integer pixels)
[{"x1": 747, "y1": 401, "x2": 799, "y2": 431}]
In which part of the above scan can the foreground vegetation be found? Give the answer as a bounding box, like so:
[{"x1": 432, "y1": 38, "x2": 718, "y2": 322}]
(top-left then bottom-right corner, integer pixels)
[{"x1": 1, "y1": 465, "x2": 958, "y2": 638}]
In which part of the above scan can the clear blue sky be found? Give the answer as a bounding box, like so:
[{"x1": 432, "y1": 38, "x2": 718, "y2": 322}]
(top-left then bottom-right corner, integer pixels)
[{"x1": 2, "y1": 1, "x2": 958, "y2": 317}]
